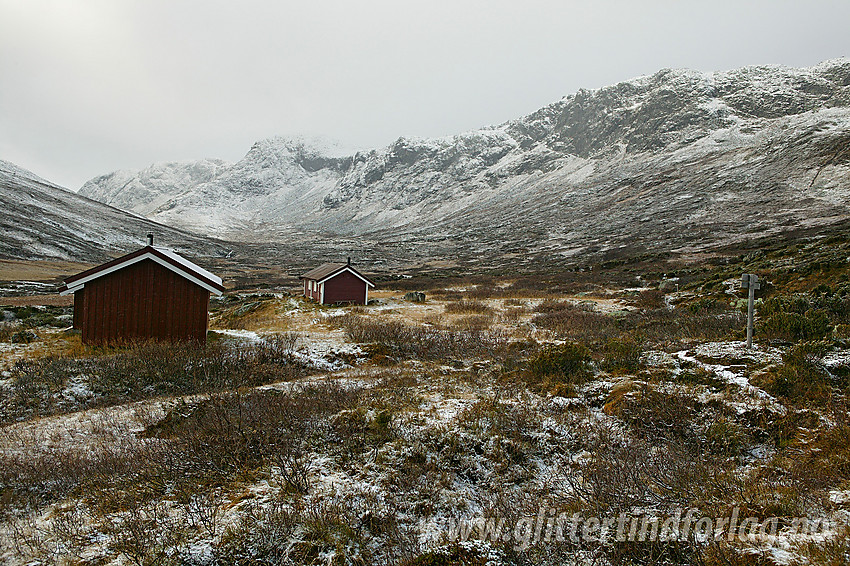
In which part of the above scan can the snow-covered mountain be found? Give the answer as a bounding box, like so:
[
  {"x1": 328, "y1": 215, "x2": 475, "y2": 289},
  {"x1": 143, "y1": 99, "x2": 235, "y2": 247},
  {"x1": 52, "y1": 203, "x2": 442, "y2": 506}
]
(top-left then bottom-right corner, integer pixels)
[
  {"x1": 79, "y1": 159, "x2": 231, "y2": 219},
  {"x1": 0, "y1": 160, "x2": 229, "y2": 263},
  {"x1": 80, "y1": 60, "x2": 850, "y2": 262}
]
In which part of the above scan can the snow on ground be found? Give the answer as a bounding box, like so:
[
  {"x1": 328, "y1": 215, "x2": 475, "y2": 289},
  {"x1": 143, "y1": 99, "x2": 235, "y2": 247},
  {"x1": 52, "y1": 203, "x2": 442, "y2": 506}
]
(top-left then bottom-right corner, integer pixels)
[
  {"x1": 215, "y1": 327, "x2": 364, "y2": 371},
  {"x1": 674, "y1": 343, "x2": 788, "y2": 416},
  {"x1": 6, "y1": 287, "x2": 850, "y2": 563},
  {"x1": 822, "y1": 350, "x2": 850, "y2": 370},
  {"x1": 0, "y1": 396, "x2": 170, "y2": 458},
  {"x1": 214, "y1": 328, "x2": 263, "y2": 342},
  {"x1": 415, "y1": 393, "x2": 477, "y2": 429},
  {"x1": 691, "y1": 340, "x2": 783, "y2": 365}
]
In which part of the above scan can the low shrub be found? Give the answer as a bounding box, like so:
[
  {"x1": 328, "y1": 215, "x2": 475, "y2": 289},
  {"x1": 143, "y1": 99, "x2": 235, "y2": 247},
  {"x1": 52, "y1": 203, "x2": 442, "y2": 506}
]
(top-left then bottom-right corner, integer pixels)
[
  {"x1": 757, "y1": 292, "x2": 849, "y2": 342},
  {"x1": 145, "y1": 384, "x2": 360, "y2": 494},
  {"x1": 604, "y1": 384, "x2": 699, "y2": 445},
  {"x1": 619, "y1": 308, "x2": 745, "y2": 345},
  {"x1": 1, "y1": 336, "x2": 310, "y2": 425},
  {"x1": 340, "y1": 316, "x2": 506, "y2": 361},
  {"x1": 759, "y1": 310, "x2": 830, "y2": 342},
  {"x1": 3, "y1": 306, "x2": 71, "y2": 329},
  {"x1": 600, "y1": 338, "x2": 643, "y2": 374},
  {"x1": 10, "y1": 329, "x2": 37, "y2": 344},
  {"x1": 702, "y1": 416, "x2": 749, "y2": 458},
  {"x1": 795, "y1": 423, "x2": 850, "y2": 489},
  {"x1": 403, "y1": 543, "x2": 493, "y2": 566},
  {"x1": 635, "y1": 289, "x2": 666, "y2": 310},
  {"x1": 332, "y1": 407, "x2": 397, "y2": 467},
  {"x1": 526, "y1": 342, "x2": 592, "y2": 393},
  {"x1": 566, "y1": 418, "x2": 728, "y2": 512},
  {"x1": 676, "y1": 367, "x2": 727, "y2": 390},
  {"x1": 531, "y1": 303, "x2": 618, "y2": 344},
  {"x1": 532, "y1": 299, "x2": 574, "y2": 313},
  {"x1": 750, "y1": 341, "x2": 832, "y2": 406},
  {"x1": 216, "y1": 494, "x2": 417, "y2": 565},
  {"x1": 444, "y1": 300, "x2": 493, "y2": 314},
  {"x1": 450, "y1": 315, "x2": 494, "y2": 332},
  {"x1": 215, "y1": 498, "x2": 298, "y2": 563}
]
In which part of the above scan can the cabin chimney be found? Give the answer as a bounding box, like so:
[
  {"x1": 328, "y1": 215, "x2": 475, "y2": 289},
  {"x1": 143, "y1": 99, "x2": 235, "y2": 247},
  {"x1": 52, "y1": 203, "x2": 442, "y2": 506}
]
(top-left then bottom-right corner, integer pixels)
[
  {"x1": 147, "y1": 233, "x2": 154, "y2": 246},
  {"x1": 347, "y1": 256, "x2": 351, "y2": 266}
]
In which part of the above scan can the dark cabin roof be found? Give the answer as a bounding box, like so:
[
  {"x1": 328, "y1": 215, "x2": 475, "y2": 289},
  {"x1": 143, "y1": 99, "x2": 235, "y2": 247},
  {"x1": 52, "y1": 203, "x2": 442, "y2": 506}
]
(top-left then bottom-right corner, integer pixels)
[
  {"x1": 59, "y1": 245, "x2": 225, "y2": 295},
  {"x1": 300, "y1": 263, "x2": 375, "y2": 287}
]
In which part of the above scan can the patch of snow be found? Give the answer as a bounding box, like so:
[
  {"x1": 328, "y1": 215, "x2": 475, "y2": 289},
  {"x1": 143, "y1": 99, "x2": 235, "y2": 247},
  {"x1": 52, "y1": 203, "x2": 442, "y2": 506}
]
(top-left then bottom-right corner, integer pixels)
[
  {"x1": 60, "y1": 375, "x2": 94, "y2": 403},
  {"x1": 829, "y1": 490, "x2": 850, "y2": 505},
  {"x1": 215, "y1": 329, "x2": 263, "y2": 342},
  {"x1": 822, "y1": 350, "x2": 850, "y2": 369}
]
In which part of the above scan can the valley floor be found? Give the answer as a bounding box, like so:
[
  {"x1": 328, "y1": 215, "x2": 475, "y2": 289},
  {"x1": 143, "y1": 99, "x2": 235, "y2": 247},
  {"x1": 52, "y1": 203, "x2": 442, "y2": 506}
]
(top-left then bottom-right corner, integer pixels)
[{"x1": 1, "y1": 279, "x2": 850, "y2": 565}]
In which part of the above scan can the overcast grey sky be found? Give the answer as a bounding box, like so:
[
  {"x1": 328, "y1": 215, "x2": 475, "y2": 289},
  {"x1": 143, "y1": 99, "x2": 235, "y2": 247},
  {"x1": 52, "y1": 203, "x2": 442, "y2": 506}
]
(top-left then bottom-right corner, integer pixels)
[{"x1": 1, "y1": 0, "x2": 849, "y2": 190}]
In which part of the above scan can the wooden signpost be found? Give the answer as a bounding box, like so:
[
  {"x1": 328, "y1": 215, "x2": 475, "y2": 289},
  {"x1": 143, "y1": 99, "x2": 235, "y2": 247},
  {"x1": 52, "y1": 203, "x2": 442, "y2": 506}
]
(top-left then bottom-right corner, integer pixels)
[{"x1": 741, "y1": 273, "x2": 760, "y2": 349}]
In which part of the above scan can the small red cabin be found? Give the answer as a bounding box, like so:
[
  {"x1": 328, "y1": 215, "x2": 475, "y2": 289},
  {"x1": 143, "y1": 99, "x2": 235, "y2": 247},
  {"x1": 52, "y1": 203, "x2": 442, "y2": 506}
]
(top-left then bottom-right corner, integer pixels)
[
  {"x1": 59, "y1": 243, "x2": 225, "y2": 345},
  {"x1": 300, "y1": 259, "x2": 375, "y2": 305}
]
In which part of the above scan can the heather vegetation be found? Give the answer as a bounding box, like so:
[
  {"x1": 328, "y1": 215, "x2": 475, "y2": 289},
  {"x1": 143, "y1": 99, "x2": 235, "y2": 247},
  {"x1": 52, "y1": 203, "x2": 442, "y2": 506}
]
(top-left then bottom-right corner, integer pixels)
[
  {"x1": 3, "y1": 232, "x2": 850, "y2": 565},
  {"x1": 1, "y1": 335, "x2": 306, "y2": 426}
]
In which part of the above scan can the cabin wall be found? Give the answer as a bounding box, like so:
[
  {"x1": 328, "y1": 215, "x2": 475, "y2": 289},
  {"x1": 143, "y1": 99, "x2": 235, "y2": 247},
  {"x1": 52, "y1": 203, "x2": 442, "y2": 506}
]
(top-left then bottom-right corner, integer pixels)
[
  {"x1": 73, "y1": 289, "x2": 85, "y2": 330},
  {"x1": 303, "y1": 278, "x2": 320, "y2": 302},
  {"x1": 75, "y1": 259, "x2": 210, "y2": 344},
  {"x1": 322, "y1": 271, "x2": 367, "y2": 305}
]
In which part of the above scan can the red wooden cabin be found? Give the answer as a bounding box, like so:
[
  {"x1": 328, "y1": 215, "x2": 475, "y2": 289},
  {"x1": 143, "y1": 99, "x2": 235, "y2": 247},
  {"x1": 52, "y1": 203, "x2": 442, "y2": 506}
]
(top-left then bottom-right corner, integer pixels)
[
  {"x1": 300, "y1": 259, "x2": 375, "y2": 305},
  {"x1": 59, "y1": 241, "x2": 225, "y2": 345}
]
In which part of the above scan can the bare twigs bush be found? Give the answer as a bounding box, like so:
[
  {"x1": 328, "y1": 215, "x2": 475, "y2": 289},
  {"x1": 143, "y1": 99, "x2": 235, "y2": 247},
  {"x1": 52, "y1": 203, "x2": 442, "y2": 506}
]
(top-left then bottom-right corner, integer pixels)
[
  {"x1": 183, "y1": 488, "x2": 224, "y2": 538},
  {"x1": 1, "y1": 337, "x2": 309, "y2": 425},
  {"x1": 340, "y1": 315, "x2": 506, "y2": 361},
  {"x1": 444, "y1": 300, "x2": 493, "y2": 314},
  {"x1": 619, "y1": 308, "x2": 745, "y2": 345},
  {"x1": 533, "y1": 296, "x2": 744, "y2": 348},
  {"x1": 750, "y1": 341, "x2": 834, "y2": 405},
  {"x1": 216, "y1": 498, "x2": 298, "y2": 563},
  {"x1": 0, "y1": 381, "x2": 377, "y2": 563},
  {"x1": 103, "y1": 500, "x2": 185, "y2": 566},
  {"x1": 600, "y1": 337, "x2": 644, "y2": 374},
  {"x1": 216, "y1": 494, "x2": 419, "y2": 565},
  {"x1": 635, "y1": 288, "x2": 666, "y2": 310},
  {"x1": 526, "y1": 342, "x2": 592, "y2": 395},
  {"x1": 531, "y1": 302, "x2": 619, "y2": 344},
  {"x1": 450, "y1": 314, "x2": 494, "y2": 332},
  {"x1": 0, "y1": 442, "x2": 148, "y2": 521},
  {"x1": 145, "y1": 382, "x2": 362, "y2": 493},
  {"x1": 271, "y1": 431, "x2": 312, "y2": 494}
]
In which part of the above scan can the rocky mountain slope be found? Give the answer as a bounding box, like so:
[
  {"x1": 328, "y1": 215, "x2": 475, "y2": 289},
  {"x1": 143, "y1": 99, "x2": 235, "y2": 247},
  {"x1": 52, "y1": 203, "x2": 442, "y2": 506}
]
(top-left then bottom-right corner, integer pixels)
[
  {"x1": 0, "y1": 160, "x2": 229, "y2": 263},
  {"x1": 80, "y1": 60, "x2": 850, "y2": 265}
]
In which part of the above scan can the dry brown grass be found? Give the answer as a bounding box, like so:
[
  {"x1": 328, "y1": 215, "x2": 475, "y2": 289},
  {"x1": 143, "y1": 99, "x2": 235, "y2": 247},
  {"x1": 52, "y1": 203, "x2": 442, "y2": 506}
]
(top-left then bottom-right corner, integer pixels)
[
  {"x1": 0, "y1": 259, "x2": 94, "y2": 282},
  {"x1": 443, "y1": 300, "x2": 494, "y2": 315},
  {"x1": 0, "y1": 295, "x2": 74, "y2": 307},
  {"x1": 531, "y1": 301, "x2": 619, "y2": 344}
]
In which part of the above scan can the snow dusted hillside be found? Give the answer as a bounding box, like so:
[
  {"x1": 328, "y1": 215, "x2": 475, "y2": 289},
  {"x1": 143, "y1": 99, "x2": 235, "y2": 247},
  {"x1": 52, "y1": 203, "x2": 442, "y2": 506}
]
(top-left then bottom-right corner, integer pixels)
[
  {"x1": 80, "y1": 60, "x2": 850, "y2": 262},
  {"x1": 0, "y1": 160, "x2": 229, "y2": 263},
  {"x1": 80, "y1": 159, "x2": 230, "y2": 218},
  {"x1": 80, "y1": 140, "x2": 352, "y2": 238}
]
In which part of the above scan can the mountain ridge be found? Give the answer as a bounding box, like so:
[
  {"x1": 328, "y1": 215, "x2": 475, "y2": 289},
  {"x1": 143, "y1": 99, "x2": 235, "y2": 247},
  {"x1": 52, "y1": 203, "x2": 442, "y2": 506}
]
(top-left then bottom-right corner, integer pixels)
[
  {"x1": 0, "y1": 159, "x2": 230, "y2": 264},
  {"x1": 77, "y1": 59, "x2": 850, "y2": 264}
]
